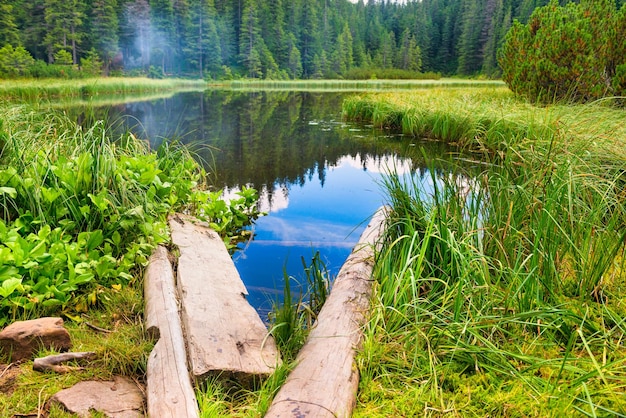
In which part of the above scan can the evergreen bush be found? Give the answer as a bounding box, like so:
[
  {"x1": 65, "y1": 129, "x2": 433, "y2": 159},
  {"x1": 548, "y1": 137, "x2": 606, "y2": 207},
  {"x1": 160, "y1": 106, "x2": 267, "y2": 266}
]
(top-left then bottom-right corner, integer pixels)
[{"x1": 498, "y1": 0, "x2": 626, "y2": 105}]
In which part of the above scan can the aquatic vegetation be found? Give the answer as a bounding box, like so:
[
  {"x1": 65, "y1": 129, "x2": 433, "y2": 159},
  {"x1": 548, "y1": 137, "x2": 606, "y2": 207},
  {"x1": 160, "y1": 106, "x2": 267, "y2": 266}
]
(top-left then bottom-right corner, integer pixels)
[
  {"x1": 353, "y1": 91, "x2": 626, "y2": 416},
  {"x1": 0, "y1": 77, "x2": 206, "y2": 102},
  {"x1": 268, "y1": 251, "x2": 331, "y2": 362}
]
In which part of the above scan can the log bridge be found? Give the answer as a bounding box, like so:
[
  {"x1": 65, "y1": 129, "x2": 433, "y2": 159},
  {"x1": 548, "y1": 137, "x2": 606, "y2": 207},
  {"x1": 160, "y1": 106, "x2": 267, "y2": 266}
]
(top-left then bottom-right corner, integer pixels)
[
  {"x1": 144, "y1": 214, "x2": 282, "y2": 418},
  {"x1": 144, "y1": 207, "x2": 387, "y2": 418}
]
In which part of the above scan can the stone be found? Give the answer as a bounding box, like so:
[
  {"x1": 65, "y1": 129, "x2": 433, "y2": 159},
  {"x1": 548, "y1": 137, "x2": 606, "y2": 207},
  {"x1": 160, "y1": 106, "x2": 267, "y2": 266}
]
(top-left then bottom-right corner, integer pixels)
[
  {"x1": 50, "y1": 376, "x2": 145, "y2": 418},
  {"x1": 0, "y1": 317, "x2": 71, "y2": 362}
]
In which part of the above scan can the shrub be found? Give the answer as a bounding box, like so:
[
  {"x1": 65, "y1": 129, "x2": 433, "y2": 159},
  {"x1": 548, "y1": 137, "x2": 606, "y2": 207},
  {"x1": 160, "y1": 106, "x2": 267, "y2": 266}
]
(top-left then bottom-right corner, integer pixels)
[
  {"x1": 498, "y1": 0, "x2": 626, "y2": 104},
  {"x1": 0, "y1": 45, "x2": 35, "y2": 78}
]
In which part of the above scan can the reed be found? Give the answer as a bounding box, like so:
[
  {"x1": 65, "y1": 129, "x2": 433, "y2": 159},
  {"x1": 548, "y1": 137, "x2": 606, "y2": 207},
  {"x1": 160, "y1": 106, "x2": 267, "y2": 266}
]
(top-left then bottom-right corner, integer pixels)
[
  {"x1": 342, "y1": 88, "x2": 566, "y2": 154},
  {"x1": 0, "y1": 77, "x2": 206, "y2": 101},
  {"x1": 354, "y1": 93, "x2": 626, "y2": 415},
  {"x1": 268, "y1": 252, "x2": 331, "y2": 362},
  {"x1": 227, "y1": 78, "x2": 505, "y2": 92}
]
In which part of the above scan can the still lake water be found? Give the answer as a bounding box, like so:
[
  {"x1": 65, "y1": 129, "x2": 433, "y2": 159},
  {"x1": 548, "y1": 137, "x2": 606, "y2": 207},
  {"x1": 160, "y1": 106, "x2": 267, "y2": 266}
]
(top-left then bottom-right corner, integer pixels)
[{"x1": 80, "y1": 90, "x2": 460, "y2": 316}]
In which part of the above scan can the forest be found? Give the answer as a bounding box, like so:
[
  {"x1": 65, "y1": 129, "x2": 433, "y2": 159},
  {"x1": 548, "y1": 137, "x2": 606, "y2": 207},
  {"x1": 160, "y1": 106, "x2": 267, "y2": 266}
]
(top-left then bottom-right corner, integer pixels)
[{"x1": 2, "y1": 0, "x2": 623, "y2": 80}]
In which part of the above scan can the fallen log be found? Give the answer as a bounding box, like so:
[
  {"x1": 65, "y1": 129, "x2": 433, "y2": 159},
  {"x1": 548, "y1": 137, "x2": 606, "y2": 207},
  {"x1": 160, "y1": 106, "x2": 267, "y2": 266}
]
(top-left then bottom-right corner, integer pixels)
[
  {"x1": 169, "y1": 214, "x2": 281, "y2": 383},
  {"x1": 265, "y1": 206, "x2": 388, "y2": 418},
  {"x1": 33, "y1": 351, "x2": 94, "y2": 373},
  {"x1": 145, "y1": 245, "x2": 200, "y2": 418}
]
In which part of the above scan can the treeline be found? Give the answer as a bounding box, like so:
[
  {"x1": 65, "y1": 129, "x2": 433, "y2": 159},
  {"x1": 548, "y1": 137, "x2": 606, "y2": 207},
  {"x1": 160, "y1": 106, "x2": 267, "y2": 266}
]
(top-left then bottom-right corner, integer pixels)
[{"x1": 0, "y1": 0, "x2": 624, "y2": 79}]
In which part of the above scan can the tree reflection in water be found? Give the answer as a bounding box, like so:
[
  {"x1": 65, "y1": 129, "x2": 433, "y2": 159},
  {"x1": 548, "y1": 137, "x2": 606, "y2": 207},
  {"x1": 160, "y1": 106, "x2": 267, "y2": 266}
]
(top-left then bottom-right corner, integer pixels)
[{"x1": 80, "y1": 90, "x2": 464, "y2": 315}]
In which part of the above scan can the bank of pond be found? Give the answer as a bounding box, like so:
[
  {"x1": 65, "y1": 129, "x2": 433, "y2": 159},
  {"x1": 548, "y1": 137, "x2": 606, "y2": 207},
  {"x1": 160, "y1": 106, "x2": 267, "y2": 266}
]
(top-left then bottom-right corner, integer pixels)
[{"x1": 0, "y1": 81, "x2": 625, "y2": 416}]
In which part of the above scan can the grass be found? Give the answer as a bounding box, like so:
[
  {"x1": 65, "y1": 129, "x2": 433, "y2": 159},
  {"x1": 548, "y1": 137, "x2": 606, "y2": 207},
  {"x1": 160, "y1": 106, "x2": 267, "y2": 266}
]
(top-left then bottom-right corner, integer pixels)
[
  {"x1": 226, "y1": 78, "x2": 505, "y2": 92},
  {"x1": 348, "y1": 90, "x2": 626, "y2": 416},
  {"x1": 0, "y1": 77, "x2": 206, "y2": 102}
]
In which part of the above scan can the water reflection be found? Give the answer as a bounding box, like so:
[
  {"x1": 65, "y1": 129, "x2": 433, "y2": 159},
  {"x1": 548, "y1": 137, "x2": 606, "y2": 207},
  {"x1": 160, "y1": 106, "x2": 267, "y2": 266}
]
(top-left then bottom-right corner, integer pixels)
[{"x1": 78, "y1": 90, "x2": 462, "y2": 316}]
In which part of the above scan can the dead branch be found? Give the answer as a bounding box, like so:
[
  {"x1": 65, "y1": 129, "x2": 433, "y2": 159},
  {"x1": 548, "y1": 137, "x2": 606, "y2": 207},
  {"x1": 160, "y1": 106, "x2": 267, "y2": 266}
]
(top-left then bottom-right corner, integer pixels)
[{"x1": 33, "y1": 352, "x2": 95, "y2": 374}]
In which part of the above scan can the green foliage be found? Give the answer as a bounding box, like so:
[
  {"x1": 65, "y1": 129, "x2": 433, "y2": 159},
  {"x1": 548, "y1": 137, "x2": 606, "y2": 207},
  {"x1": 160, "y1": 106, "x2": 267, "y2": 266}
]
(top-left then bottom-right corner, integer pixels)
[
  {"x1": 80, "y1": 48, "x2": 103, "y2": 76},
  {"x1": 0, "y1": 45, "x2": 35, "y2": 78},
  {"x1": 343, "y1": 68, "x2": 440, "y2": 81},
  {"x1": 0, "y1": 107, "x2": 262, "y2": 324},
  {"x1": 0, "y1": 4, "x2": 20, "y2": 48},
  {"x1": 499, "y1": 0, "x2": 626, "y2": 104},
  {"x1": 353, "y1": 89, "x2": 626, "y2": 416},
  {"x1": 53, "y1": 49, "x2": 74, "y2": 66},
  {"x1": 1, "y1": 0, "x2": 585, "y2": 79},
  {"x1": 269, "y1": 252, "x2": 330, "y2": 362}
]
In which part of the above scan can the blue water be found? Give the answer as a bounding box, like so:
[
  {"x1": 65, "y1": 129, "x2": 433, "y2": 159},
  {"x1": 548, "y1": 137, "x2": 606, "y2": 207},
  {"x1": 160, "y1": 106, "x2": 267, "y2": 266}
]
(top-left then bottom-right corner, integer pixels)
[
  {"x1": 232, "y1": 155, "x2": 392, "y2": 315},
  {"x1": 90, "y1": 90, "x2": 456, "y2": 315}
]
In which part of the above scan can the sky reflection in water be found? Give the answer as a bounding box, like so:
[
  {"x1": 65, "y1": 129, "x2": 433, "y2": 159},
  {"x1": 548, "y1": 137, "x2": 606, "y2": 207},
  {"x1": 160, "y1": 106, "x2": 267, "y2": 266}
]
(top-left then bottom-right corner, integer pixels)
[{"x1": 228, "y1": 154, "x2": 433, "y2": 316}]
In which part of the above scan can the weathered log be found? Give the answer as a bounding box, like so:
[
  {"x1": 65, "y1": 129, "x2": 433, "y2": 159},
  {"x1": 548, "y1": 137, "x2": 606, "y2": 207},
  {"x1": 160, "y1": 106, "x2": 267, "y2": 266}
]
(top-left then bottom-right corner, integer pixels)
[
  {"x1": 265, "y1": 206, "x2": 388, "y2": 418},
  {"x1": 33, "y1": 351, "x2": 94, "y2": 373},
  {"x1": 144, "y1": 245, "x2": 200, "y2": 418},
  {"x1": 168, "y1": 214, "x2": 281, "y2": 383}
]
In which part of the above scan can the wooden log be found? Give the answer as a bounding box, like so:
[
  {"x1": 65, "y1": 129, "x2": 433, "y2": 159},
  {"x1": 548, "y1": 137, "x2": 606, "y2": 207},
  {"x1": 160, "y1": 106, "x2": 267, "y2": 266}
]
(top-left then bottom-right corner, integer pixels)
[
  {"x1": 169, "y1": 214, "x2": 281, "y2": 383},
  {"x1": 145, "y1": 245, "x2": 200, "y2": 418},
  {"x1": 265, "y1": 206, "x2": 388, "y2": 418}
]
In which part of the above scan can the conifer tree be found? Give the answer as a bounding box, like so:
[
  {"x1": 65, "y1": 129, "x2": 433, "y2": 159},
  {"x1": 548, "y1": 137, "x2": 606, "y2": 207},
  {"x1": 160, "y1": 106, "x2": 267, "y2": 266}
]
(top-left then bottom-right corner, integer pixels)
[
  {"x1": 150, "y1": 0, "x2": 175, "y2": 73},
  {"x1": 43, "y1": 0, "x2": 85, "y2": 64},
  {"x1": 90, "y1": 0, "x2": 119, "y2": 73},
  {"x1": 0, "y1": 4, "x2": 21, "y2": 47},
  {"x1": 187, "y1": 0, "x2": 221, "y2": 78}
]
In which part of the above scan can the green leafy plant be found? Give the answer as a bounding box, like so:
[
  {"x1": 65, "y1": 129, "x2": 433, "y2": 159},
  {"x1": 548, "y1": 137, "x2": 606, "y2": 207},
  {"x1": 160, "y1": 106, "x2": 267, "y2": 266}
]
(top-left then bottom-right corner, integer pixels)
[{"x1": 0, "y1": 106, "x2": 262, "y2": 324}]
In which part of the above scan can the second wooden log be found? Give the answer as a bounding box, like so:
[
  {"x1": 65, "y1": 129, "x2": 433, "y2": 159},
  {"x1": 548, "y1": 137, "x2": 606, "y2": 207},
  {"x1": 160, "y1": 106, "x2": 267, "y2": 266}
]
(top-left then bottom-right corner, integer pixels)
[{"x1": 265, "y1": 206, "x2": 388, "y2": 418}]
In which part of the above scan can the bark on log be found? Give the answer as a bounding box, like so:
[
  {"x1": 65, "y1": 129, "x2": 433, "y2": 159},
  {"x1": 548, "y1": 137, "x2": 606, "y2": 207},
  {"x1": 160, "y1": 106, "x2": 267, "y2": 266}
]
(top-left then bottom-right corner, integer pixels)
[
  {"x1": 145, "y1": 245, "x2": 200, "y2": 418},
  {"x1": 265, "y1": 206, "x2": 388, "y2": 418},
  {"x1": 169, "y1": 214, "x2": 281, "y2": 383}
]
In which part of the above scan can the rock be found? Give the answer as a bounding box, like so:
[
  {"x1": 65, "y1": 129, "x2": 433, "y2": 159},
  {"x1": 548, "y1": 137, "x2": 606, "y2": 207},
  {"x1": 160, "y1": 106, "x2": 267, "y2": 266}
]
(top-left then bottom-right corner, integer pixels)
[
  {"x1": 50, "y1": 376, "x2": 145, "y2": 418},
  {"x1": 0, "y1": 317, "x2": 71, "y2": 362}
]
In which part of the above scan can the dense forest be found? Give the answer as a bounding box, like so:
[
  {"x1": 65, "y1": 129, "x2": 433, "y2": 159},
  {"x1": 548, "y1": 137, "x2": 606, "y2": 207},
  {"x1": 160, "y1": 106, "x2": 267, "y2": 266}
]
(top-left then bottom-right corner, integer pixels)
[{"x1": 0, "y1": 0, "x2": 625, "y2": 79}]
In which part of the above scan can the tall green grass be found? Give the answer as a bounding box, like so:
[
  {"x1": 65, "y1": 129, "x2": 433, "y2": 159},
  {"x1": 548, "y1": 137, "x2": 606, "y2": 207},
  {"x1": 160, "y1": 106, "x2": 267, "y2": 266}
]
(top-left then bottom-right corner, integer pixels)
[
  {"x1": 343, "y1": 88, "x2": 571, "y2": 155},
  {"x1": 227, "y1": 78, "x2": 505, "y2": 92},
  {"x1": 268, "y1": 252, "x2": 331, "y2": 362},
  {"x1": 355, "y1": 97, "x2": 626, "y2": 415},
  {"x1": 0, "y1": 77, "x2": 206, "y2": 102}
]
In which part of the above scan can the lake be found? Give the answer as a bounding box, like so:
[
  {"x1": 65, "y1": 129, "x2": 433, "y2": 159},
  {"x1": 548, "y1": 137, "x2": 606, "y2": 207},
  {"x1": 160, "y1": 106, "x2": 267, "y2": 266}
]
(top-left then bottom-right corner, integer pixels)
[{"x1": 77, "y1": 89, "x2": 461, "y2": 317}]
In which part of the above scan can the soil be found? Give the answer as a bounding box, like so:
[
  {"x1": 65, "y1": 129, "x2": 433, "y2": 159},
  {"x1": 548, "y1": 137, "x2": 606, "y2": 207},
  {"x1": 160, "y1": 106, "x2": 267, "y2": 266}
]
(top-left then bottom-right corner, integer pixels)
[{"x1": 0, "y1": 363, "x2": 20, "y2": 395}]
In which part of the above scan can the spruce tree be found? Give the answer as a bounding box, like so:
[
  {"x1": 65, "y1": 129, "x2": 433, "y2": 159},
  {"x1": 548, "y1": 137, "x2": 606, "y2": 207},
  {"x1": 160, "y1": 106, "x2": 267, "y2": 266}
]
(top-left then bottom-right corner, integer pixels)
[
  {"x1": 90, "y1": 0, "x2": 119, "y2": 73},
  {"x1": 0, "y1": 4, "x2": 21, "y2": 48}
]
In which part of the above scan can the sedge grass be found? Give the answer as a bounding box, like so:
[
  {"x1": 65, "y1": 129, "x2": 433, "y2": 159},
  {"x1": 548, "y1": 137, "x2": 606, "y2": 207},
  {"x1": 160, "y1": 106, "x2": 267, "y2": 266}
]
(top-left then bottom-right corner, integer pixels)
[
  {"x1": 354, "y1": 90, "x2": 626, "y2": 416},
  {"x1": 226, "y1": 78, "x2": 505, "y2": 92},
  {"x1": 0, "y1": 77, "x2": 206, "y2": 102}
]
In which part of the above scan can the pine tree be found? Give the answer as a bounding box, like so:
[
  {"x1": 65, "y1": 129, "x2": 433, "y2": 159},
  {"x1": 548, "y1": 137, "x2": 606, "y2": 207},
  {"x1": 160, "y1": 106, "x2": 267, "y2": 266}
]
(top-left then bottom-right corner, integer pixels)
[
  {"x1": 187, "y1": 0, "x2": 221, "y2": 78},
  {"x1": 376, "y1": 30, "x2": 395, "y2": 69},
  {"x1": 120, "y1": 0, "x2": 151, "y2": 70},
  {"x1": 456, "y1": 0, "x2": 484, "y2": 75},
  {"x1": 397, "y1": 28, "x2": 421, "y2": 71},
  {"x1": 43, "y1": 0, "x2": 86, "y2": 64},
  {"x1": 286, "y1": 34, "x2": 303, "y2": 79},
  {"x1": 299, "y1": 0, "x2": 321, "y2": 77},
  {"x1": 333, "y1": 23, "x2": 353, "y2": 75},
  {"x1": 90, "y1": 0, "x2": 119, "y2": 73},
  {"x1": 172, "y1": 0, "x2": 191, "y2": 74},
  {"x1": 150, "y1": 0, "x2": 175, "y2": 73},
  {"x1": 0, "y1": 4, "x2": 21, "y2": 47},
  {"x1": 239, "y1": 0, "x2": 262, "y2": 77}
]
